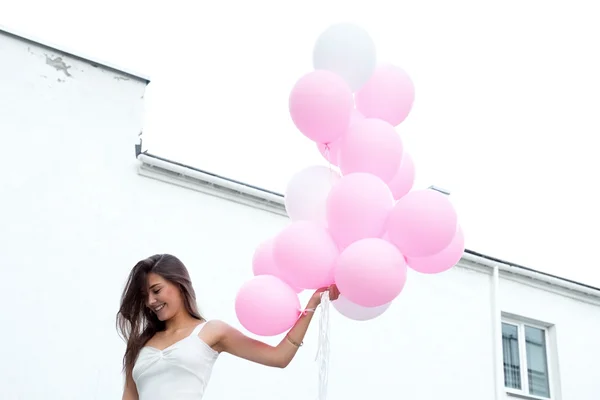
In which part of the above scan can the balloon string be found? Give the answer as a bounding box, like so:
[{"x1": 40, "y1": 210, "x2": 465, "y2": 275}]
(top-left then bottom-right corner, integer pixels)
[
  {"x1": 319, "y1": 145, "x2": 333, "y2": 399},
  {"x1": 324, "y1": 144, "x2": 332, "y2": 168},
  {"x1": 324, "y1": 143, "x2": 336, "y2": 188},
  {"x1": 316, "y1": 291, "x2": 331, "y2": 400}
]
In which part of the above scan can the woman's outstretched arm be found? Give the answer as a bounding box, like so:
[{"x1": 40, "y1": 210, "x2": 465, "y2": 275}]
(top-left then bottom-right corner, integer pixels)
[{"x1": 212, "y1": 284, "x2": 339, "y2": 368}]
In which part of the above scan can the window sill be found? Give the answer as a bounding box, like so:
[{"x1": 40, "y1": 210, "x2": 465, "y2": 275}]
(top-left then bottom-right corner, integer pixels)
[{"x1": 506, "y1": 390, "x2": 550, "y2": 400}]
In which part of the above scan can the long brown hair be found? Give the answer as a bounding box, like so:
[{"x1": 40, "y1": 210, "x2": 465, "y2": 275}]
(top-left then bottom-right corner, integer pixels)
[{"x1": 116, "y1": 254, "x2": 203, "y2": 377}]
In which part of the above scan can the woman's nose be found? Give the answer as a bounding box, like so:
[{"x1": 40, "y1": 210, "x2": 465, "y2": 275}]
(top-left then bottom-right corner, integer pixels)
[{"x1": 147, "y1": 294, "x2": 156, "y2": 306}]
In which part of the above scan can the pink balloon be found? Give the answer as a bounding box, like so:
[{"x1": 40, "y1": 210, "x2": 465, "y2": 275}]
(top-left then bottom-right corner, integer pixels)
[
  {"x1": 406, "y1": 226, "x2": 465, "y2": 274},
  {"x1": 326, "y1": 173, "x2": 394, "y2": 249},
  {"x1": 273, "y1": 221, "x2": 339, "y2": 289},
  {"x1": 387, "y1": 189, "x2": 458, "y2": 258},
  {"x1": 316, "y1": 109, "x2": 364, "y2": 166},
  {"x1": 355, "y1": 64, "x2": 415, "y2": 126},
  {"x1": 289, "y1": 70, "x2": 354, "y2": 144},
  {"x1": 252, "y1": 239, "x2": 302, "y2": 293},
  {"x1": 339, "y1": 118, "x2": 404, "y2": 183},
  {"x1": 235, "y1": 275, "x2": 301, "y2": 336},
  {"x1": 335, "y1": 238, "x2": 407, "y2": 307},
  {"x1": 387, "y1": 152, "x2": 415, "y2": 200}
]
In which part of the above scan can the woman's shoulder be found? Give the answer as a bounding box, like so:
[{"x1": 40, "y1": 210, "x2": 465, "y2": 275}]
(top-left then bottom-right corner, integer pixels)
[
  {"x1": 195, "y1": 319, "x2": 232, "y2": 351},
  {"x1": 202, "y1": 319, "x2": 229, "y2": 333},
  {"x1": 201, "y1": 319, "x2": 242, "y2": 341}
]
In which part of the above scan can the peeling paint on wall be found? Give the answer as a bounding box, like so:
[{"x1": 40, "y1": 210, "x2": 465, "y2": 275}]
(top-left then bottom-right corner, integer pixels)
[{"x1": 45, "y1": 55, "x2": 72, "y2": 77}]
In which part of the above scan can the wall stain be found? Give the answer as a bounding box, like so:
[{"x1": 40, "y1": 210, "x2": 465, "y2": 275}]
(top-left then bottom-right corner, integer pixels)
[{"x1": 45, "y1": 55, "x2": 72, "y2": 77}]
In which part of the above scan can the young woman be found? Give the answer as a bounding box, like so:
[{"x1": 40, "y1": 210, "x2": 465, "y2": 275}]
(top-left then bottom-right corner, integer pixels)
[{"x1": 117, "y1": 253, "x2": 339, "y2": 400}]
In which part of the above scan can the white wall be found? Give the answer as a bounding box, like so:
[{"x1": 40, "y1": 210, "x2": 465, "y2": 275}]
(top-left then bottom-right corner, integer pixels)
[
  {"x1": 1, "y1": 30, "x2": 598, "y2": 400},
  {"x1": 500, "y1": 278, "x2": 600, "y2": 399}
]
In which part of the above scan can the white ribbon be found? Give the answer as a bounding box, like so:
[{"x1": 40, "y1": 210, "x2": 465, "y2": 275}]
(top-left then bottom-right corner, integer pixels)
[{"x1": 315, "y1": 291, "x2": 331, "y2": 400}]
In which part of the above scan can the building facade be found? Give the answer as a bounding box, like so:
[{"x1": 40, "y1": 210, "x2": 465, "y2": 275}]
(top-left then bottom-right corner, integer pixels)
[{"x1": 1, "y1": 27, "x2": 598, "y2": 400}]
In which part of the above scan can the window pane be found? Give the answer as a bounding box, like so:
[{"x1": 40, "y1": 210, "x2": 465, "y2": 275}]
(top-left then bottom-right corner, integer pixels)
[
  {"x1": 525, "y1": 326, "x2": 550, "y2": 397},
  {"x1": 502, "y1": 323, "x2": 521, "y2": 389}
]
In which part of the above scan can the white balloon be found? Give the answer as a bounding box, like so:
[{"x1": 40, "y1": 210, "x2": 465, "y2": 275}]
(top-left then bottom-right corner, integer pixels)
[
  {"x1": 284, "y1": 166, "x2": 341, "y2": 224},
  {"x1": 333, "y1": 295, "x2": 391, "y2": 321},
  {"x1": 313, "y1": 23, "x2": 377, "y2": 92}
]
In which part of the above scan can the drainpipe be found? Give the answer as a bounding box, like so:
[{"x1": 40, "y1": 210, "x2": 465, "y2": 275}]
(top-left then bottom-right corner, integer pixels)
[{"x1": 492, "y1": 265, "x2": 503, "y2": 400}]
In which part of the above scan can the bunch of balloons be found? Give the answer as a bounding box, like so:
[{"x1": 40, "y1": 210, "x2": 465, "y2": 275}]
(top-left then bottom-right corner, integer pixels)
[{"x1": 235, "y1": 23, "x2": 464, "y2": 335}]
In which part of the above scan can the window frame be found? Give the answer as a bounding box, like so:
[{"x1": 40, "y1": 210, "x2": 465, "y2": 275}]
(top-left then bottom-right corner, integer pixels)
[{"x1": 501, "y1": 316, "x2": 553, "y2": 400}]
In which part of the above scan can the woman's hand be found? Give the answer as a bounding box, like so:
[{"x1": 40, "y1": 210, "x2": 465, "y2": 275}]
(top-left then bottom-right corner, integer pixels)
[{"x1": 309, "y1": 284, "x2": 340, "y2": 308}]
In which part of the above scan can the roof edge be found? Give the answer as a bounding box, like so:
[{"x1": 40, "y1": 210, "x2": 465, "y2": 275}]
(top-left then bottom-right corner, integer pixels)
[
  {"x1": 137, "y1": 152, "x2": 600, "y2": 298},
  {"x1": 464, "y1": 249, "x2": 600, "y2": 293},
  {"x1": 0, "y1": 24, "x2": 150, "y2": 83},
  {"x1": 137, "y1": 153, "x2": 286, "y2": 216}
]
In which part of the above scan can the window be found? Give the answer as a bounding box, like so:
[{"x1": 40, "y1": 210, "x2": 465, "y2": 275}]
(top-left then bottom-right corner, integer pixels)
[{"x1": 502, "y1": 320, "x2": 551, "y2": 398}]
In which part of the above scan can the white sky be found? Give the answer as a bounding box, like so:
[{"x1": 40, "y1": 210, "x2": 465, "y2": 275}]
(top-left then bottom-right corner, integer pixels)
[{"x1": 2, "y1": 0, "x2": 598, "y2": 286}]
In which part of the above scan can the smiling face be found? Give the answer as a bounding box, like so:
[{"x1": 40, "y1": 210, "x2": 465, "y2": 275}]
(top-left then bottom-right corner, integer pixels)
[{"x1": 146, "y1": 272, "x2": 185, "y2": 321}]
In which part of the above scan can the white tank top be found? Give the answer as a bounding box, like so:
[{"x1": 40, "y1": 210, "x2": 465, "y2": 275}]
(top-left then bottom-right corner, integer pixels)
[{"x1": 133, "y1": 322, "x2": 219, "y2": 400}]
